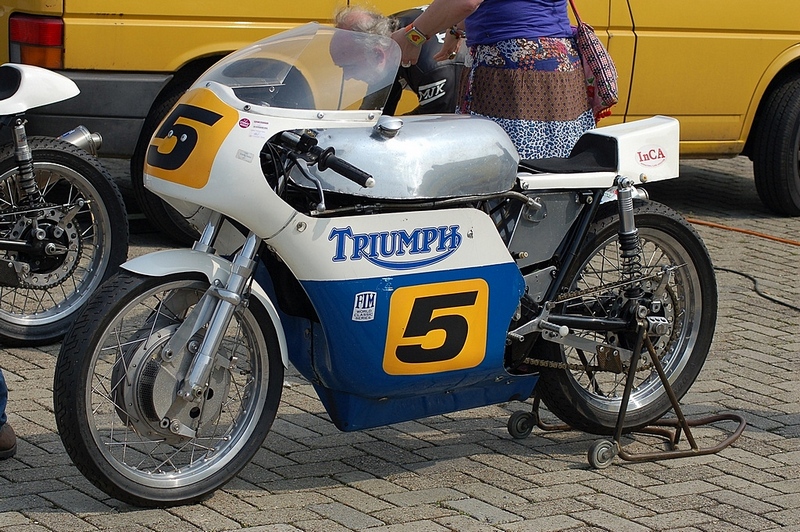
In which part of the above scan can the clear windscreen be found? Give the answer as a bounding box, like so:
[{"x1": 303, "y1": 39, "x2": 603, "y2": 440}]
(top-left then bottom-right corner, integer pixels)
[{"x1": 194, "y1": 23, "x2": 401, "y2": 112}]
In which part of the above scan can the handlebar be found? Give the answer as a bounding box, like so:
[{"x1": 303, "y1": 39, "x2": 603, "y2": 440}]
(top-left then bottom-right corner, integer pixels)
[{"x1": 279, "y1": 131, "x2": 375, "y2": 188}]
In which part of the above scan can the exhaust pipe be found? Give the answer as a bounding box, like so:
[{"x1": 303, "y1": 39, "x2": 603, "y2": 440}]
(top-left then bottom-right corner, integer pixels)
[{"x1": 58, "y1": 125, "x2": 102, "y2": 156}]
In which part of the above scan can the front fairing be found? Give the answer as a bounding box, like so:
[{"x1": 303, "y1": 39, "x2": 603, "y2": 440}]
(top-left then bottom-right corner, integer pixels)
[
  {"x1": 191, "y1": 22, "x2": 400, "y2": 114},
  {"x1": 143, "y1": 23, "x2": 402, "y2": 234}
]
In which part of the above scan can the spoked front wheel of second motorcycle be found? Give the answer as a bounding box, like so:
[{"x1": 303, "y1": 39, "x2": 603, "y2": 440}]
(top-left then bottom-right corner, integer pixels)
[
  {"x1": 53, "y1": 272, "x2": 284, "y2": 507},
  {"x1": 535, "y1": 201, "x2": 717, "y2": 435}
]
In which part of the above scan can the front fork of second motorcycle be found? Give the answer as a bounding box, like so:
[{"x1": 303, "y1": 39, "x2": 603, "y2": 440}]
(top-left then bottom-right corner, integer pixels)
[{"x1": 176, "y1": 212, "x2": 262, "y2": 402}]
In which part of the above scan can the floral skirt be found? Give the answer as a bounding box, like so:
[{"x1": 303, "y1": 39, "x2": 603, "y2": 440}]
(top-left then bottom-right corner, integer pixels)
[{"x1": 459, "y1": 37, "x2": 596, "y2": 159}]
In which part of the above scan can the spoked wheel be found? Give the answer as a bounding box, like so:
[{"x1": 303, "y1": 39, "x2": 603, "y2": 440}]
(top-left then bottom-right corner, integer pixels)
[
  {"x1": 53, "y1": 272, "x2": 284, "y2": 507},
  {"x1": 534, "y1": 201, "x2": 717, "y2": 435},
  {"x1": 0, "y1": 137, "x2": 128, "y2": 345}
]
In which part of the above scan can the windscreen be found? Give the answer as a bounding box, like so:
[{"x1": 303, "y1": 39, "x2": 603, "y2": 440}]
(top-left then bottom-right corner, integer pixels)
[{"x1": 195, "y1": 23, "x2": 401, "y2": 112}]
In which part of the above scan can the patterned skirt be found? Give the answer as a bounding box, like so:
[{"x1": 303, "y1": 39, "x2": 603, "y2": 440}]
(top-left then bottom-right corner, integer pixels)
[{"x1": 458, "y1": 37, "x2": 596, "y2": 159}]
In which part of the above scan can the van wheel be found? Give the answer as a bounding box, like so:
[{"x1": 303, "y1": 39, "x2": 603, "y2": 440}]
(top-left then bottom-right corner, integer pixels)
[
  {"x1": 752, "y1": 76, "x2": 800, "y2": 216},
  {"x1": 130, "y1": 84, "x2": 201, "y2": 245}
]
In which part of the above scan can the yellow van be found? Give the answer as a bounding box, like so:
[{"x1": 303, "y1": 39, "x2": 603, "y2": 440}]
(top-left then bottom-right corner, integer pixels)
[
  {"x1": 581, "y1": 0, "x2": 800, "y2": 217},
  {"x1": 4, "y1": 0, "x2": 800, "y2": 231}
]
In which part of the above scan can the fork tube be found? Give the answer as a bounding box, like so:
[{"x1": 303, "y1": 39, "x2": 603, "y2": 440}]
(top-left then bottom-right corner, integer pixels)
[
  {"x1": 192, "y1": 211, "x2": 224, "y2": 253},
  {"x1": 179, "y1": 232, "x2": 261, "y2": 401}
]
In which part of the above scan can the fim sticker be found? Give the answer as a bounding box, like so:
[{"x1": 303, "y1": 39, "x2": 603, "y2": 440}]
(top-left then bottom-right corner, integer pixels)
[{"x1": 352, "y1": 291, "x2": 377, "y2": 322}]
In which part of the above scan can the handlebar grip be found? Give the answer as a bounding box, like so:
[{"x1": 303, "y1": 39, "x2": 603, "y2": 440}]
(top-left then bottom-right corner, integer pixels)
[
  {"x1": 318, "y1": 149, "x2": 375, "y2": 188},
  {"x1": 278, "y1": 131, "x2": 374, "y2": 188}
]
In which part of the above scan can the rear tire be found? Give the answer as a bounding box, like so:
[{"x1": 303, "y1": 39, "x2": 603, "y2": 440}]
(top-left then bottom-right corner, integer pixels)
[
  {"x1": 752, "y1": 75, "x2": 800, "y2": 216},
  {"x1": 53, "y1": 272, "x2": 283, "y2": 507},
  {"x1": 534, "y1": 201, "x2": 717, "y2": 435}
]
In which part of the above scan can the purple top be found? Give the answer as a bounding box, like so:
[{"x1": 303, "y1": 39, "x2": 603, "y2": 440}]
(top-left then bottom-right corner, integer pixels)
[{"x1": 466, "y1": 0, "x2": 573, "y2": 46}]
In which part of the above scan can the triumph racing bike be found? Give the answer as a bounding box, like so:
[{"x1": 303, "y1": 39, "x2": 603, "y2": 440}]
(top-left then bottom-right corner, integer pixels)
[{"x1": 53, "y1": 24, "x2": 718, "y2": 507}]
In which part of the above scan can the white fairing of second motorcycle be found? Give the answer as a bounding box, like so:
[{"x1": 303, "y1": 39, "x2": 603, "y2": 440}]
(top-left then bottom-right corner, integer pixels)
[{"x1": 0, "y1": 63, "x2": 80, "y2": 115}]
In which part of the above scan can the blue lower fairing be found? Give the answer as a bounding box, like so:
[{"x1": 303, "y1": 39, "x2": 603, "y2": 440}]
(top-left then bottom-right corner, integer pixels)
[
  {"x1": 314, "y1": 371, "x2": 538, "y2": 431},
  {"x1": 291, "y1": 262, "x2": 533, "y2": 430}
]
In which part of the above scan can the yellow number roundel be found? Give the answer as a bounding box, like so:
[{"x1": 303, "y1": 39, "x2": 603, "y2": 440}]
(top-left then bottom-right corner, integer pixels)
[
  {"x1": 383, "y1": 279, "x2": 489, "y2": 376},
  {"x1": 145, "y1": 88, "x2": 239, "y2": 189}
]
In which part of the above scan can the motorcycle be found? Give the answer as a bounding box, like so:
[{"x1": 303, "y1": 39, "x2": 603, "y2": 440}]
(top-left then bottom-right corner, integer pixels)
[
  {"x1": 53, "y1": 24, "x2": 718, "y2": 507},
  {"x1": 0, "y1": 63, "x2": 128, "y2": 346}
]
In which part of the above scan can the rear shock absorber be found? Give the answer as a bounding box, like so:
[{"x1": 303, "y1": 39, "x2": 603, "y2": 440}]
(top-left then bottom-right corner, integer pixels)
[
  {"x1": 616, "y1": 177, "x2": 643, "y2": 299},
  {"x1": 12, "y1": 118, "x2": 41, "y2": 202}
]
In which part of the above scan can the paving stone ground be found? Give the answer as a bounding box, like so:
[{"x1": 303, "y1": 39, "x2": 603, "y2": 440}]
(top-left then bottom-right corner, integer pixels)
[{"x1": 1, "y1": 156, "x2": 799, "y2": 531}]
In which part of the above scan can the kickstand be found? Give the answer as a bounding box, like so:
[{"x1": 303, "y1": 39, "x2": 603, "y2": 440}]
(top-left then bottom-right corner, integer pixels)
[{"x1": 508, "y1": 326, "x2": 746, "y2": 469}]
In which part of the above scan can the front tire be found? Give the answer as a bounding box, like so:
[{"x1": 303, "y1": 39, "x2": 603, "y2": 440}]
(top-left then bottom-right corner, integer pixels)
[
  {"x1": 752, "y1": 75, "x2": 800, "y2": 216},
  {"x1": 534, "y1": 201, "x2": 717, "y2": 435},
  {"x1": 53, "y1": 272, "x2": 284, "y2": 507},
  {"x1": 0, "y1": 138, "x2": 128, "y2": 346}
]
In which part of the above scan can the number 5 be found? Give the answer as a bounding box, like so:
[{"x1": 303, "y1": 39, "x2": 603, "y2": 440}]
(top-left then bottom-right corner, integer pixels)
[{"x1": 383, "y1": 279, "x2": 489, "y2": 375}]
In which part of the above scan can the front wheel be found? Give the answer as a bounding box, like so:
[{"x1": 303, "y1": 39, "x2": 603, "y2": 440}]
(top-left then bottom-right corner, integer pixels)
[
  {"x1": 53, "y1": 272, "x2": 284, "y2": 507},
  {"x1": 0, "y1": 137, "x2": 128, "y2": 345},
  {"x1": 534, "y1": 201, "x2": 717, "y2": 435}
]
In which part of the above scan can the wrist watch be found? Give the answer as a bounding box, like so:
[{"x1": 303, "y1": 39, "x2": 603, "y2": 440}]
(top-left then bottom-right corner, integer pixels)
[{"x1": 404, "y1": 24, "x2": 428, "y2": 46}]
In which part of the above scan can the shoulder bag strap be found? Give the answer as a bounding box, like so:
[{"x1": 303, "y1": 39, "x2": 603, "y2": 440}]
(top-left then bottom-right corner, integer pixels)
[{"x1": 568, "y1": 0, "x2": 584, "y2": 25}]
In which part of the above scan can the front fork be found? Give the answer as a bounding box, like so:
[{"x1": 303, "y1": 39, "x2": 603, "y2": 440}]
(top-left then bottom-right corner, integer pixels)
[{"x1": 174, "y1": 212, "x2": 263, "y2": 405}]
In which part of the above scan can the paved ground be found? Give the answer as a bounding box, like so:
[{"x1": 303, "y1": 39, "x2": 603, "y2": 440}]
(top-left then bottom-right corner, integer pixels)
[{"x1": 1, "y1": 156, "x2": 799, "y2": 531}]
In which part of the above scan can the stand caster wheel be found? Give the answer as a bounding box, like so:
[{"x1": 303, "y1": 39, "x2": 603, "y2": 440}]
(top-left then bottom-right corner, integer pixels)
[
  {"x1": 588, "y1": 439, "x2": 618, "y2": 469},
  {"x1": 507, "y1": 411, "x2": 535, "y2": 439}
]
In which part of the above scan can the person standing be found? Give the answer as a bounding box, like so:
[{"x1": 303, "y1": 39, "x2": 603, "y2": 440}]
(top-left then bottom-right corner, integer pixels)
[
  {"x1": 335, "y1": 6, "x2": 467, "y2": 115},
  {"x1": 0, "y1": 368, "x2": 15, "y2": 459},
  {"x1": 391, "y1": 0, "x2": 595, "y2": 159}
]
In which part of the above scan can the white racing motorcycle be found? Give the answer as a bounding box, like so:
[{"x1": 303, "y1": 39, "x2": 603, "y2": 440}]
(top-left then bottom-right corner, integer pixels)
[{"x1": 53, "y1": 24, "x2": 718, "y2": 507}]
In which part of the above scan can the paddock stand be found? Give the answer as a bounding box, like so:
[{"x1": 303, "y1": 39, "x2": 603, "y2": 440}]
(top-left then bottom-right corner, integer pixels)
[{"x1": 507, "y1": 326, "x2": 747, "y2": 469}]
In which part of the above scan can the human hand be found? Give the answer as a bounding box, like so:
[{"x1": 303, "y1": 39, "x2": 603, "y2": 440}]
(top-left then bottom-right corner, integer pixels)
[
  {"x1": 391, "y1": 28, "x2": 423, "y2": 67},
  {"x1": 433, "y1": 32, "x2": 462, "y2": 62}
]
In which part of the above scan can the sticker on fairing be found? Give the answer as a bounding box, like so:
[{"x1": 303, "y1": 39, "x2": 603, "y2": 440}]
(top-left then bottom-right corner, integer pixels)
[
  {"x1": 383, "y1": 278, "x2": 488, "y2": 375},
  {"x1": 352, "y1": 291, "x2": 377, "y2": 322},
  {"x1": 329, "y1": 225, "x2": 462, "y2": 271},
  {"x1": 636, "y1": 145, "x2": 667, "y2": 167}
]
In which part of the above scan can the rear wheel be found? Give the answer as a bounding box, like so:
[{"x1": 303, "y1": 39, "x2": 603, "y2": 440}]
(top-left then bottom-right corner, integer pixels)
[
  {"x1": 534, "y1": 202, "x2": 717, "y2": 435},
  {"x1": 53, "y1": 272, "x2": 283, "y2": 507},
  {"x1": 0, "y1": 138, "x2": 128, "y2": 346}
]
